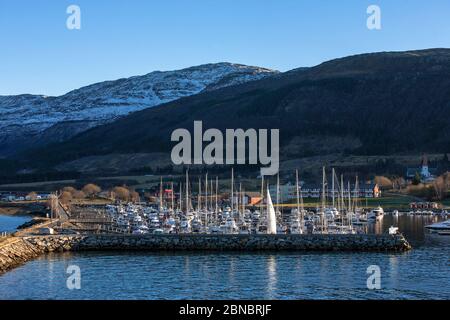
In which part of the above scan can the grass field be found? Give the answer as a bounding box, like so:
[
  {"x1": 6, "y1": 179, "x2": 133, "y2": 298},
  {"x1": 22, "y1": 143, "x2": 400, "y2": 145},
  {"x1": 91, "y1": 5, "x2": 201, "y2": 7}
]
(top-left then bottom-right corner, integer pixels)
[
  {"x1": 0, "y1": 175, "x2": 162, "y2": 192},
  {"x1": 280, "y1": 193, "x2": 419, "y2": 209},
  {"x1": 1, "y1": 175, "x2": 446, "y2": 210},
  {"x1": 441, "y1": 199, "x2": 450, "y2": 208}
]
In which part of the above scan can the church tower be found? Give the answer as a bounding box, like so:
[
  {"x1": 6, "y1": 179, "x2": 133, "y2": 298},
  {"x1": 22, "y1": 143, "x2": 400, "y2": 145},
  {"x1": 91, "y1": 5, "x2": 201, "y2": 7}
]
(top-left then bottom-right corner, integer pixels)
[{"x1": 420, "y1": 154, "x2": 431, "y2": 178}]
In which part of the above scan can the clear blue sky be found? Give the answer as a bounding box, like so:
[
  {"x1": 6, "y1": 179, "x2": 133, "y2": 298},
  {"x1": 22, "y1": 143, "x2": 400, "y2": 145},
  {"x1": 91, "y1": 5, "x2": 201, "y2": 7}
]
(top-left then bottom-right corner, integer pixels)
[{"x1": 1, "y1": 0, "x2": 450, "y2": 96}]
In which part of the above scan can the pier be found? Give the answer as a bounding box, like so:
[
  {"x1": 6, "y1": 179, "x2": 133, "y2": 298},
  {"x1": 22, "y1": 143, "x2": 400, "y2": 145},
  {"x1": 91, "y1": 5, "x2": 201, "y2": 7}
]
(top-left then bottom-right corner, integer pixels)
[
  {"x1": 0, "y1": 232, "x2": 411, "y2": 274},
  {"x1": 28, "y1": 233, "x2": 412, "y2": 252}
]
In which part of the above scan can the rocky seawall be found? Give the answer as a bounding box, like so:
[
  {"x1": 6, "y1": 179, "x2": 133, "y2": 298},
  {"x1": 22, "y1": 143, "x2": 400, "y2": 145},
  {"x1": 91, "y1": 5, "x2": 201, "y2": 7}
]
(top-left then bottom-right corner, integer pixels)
[
  {"x1": 0, "y1": 238, "x2": 44, "y2": 274},
  {"x1": 26, "y1": 234, "x2": 412, "y2": 252},
  {"x1": 0, "y1": 234, "x2": 411, "y2": 274}
]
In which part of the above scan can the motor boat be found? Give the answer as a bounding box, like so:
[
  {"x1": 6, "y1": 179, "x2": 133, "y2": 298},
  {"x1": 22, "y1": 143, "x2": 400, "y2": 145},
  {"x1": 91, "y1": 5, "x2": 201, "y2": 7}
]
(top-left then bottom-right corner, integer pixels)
[
  {"x1": 388, "y1": 226, "x2": 399, "y2": 235},
  {"x1": 257, "y1": 224, "x2": 268, "y2": 234},
  {"x1": 132, "y1": 225, "x2": 149, "y2": 234},
  {"x1": 209, "y1": 226, "x2": 221, "y2": 234},
  {"x1": 238, "y1": 224, "x2": 250, "y2": 234},
  {"x1": 425, "y1": 219, "x2": 450, "y2": 233},
  {"x1": 325, "y1": 207, "x2": 339, "y2": 220},
  {"x1": 368, "y1": 206, "x2": 384, "y2": 222},
  {"x1": 191, "y1": 217, "x2": 203, "y2": 233},
  {"x1": 153, "y1": 228, "x2": 164, "y2": 234},
  {"x1": 164, "y1": 224, "x2": 176, "y2": 234},
  {"x1": 290, "y1": 222, "x2": 303, "y2": 234},
  {"x1": 219, "y1": 217, "x2": 238, "y2": 234}
]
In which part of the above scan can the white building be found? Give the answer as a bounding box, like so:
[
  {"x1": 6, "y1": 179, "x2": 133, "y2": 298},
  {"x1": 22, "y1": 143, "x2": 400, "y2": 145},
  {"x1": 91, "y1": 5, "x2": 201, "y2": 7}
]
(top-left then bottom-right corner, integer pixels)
[{"x1": 269, "y1": 182, "x2": 380, "y2": 203}]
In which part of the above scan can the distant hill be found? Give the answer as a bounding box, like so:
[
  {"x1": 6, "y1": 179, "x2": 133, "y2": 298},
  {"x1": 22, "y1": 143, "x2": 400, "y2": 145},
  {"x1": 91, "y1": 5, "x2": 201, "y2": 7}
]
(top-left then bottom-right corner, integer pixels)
[
  {"x1": 11, "y1": 49, "x2": 450, "y2": 177},
  {"x1": 0, "y1": 63, "x2": 277, "y2": 156}
]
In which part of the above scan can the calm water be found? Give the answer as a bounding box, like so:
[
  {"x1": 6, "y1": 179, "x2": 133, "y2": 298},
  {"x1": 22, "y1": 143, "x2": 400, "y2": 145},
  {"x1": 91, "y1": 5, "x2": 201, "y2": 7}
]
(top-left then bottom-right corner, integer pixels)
[
  {"x1": 0, "y1": 215, "x2": 449, "y2": 300},
  {"x1": 0, "y1": 215, "x2": 32, "y2": 232}
]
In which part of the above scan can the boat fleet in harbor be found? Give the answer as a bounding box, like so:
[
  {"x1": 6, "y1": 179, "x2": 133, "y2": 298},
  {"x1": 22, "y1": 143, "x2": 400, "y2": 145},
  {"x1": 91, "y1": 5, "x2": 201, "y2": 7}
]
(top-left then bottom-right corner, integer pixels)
[
  {"x1": 104, "y1": 202, "x2": 370, "y2": 235},
  {"x1": 101, "y1": 168, "x2": 416, "y2": 236}
]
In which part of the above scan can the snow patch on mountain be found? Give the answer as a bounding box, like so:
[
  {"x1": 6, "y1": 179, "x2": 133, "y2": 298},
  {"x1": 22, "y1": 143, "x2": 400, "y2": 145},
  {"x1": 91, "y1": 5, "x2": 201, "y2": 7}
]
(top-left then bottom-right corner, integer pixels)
[{"x1": 0, "y1": 63, "x2": 277, "y2": 155}]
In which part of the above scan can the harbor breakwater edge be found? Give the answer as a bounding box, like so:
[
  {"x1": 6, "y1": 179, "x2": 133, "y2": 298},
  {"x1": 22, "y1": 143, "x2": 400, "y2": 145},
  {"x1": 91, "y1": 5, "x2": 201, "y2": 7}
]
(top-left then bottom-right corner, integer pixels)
[{"x1": 0, "y1": 233, "x2": 412, "y2": 274}]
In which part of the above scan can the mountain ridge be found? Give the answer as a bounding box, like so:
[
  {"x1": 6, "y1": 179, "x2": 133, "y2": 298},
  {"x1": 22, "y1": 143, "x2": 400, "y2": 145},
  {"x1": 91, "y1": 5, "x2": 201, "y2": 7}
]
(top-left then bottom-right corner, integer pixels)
[
  {"x1": 0, "y1": 62, "x2": 278, "y2": 156},
  {"x1": 7, "y1": 48, "x2": 450, "y2": 177}
]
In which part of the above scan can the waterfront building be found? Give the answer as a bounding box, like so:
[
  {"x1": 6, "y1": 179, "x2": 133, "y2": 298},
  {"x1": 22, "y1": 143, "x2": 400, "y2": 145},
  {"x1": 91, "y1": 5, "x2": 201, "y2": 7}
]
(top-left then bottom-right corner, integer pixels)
[
  {"x1": 269, "y1": 182, "x2": 380, "y2": 203},
  {"x1": 409, "y1": 202, "x2": 440, "y2": 209},
  {"x1": 406, "y1": 154, "x2": 437, "y2": 182},
  {"x1": 232, "y1": 192, "x2": 262, "y2": 206}
]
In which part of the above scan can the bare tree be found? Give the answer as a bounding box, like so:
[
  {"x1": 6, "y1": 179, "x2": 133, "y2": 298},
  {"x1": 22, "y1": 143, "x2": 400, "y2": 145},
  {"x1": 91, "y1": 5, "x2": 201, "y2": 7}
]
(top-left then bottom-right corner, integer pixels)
[
  {"x1": 433, "y1": 175, "x2": 448, "y2": 200},
  {"x1": 72, "y1": 190, "x2": 86, "y2": 199},
  {"x1": 444, "y1": 172, "x2": 450, "y2": 189},
  {"x1": 374, "y1": 176, "x2": 393, "y2": 189},
  {"x1": 82, "y1": 184, "x2": 102, "y2": 198},
  {"x1": 59, "y1": 191, "x2": 73, "y2": 205},
  {"x1": 62, "y1": 186, "x2": 77, "y2": 195},
  {"x1": 392, "y1": 177, "x2": 406, "y2": 191},
  {"x1": 26, "y1": 192, "x2": 38, "y2": 201},
  {"x1": 112, "y1": 187, "x2": 130, "y2": 202},
  {"x1": 130, "y1": 191, "x2": 140, "y2": 203}
]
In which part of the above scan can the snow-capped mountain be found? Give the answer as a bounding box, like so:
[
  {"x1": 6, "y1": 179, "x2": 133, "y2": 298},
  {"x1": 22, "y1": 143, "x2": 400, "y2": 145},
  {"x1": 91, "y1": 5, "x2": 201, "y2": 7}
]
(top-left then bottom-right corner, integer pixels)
[{"x1": 0, "y1": 63, "x2": 278, "y2": 156}]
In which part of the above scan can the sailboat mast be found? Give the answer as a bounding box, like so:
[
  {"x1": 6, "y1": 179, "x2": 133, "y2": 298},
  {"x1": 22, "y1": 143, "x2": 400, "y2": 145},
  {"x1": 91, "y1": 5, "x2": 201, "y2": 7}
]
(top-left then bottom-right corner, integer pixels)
[
  {"x1": 239, "y1": 182, "x2": 242, "y2": 221},
  {"x1": 296, "y1": 169, "x2": 301, "y2": 231},
  {"x1": 332, "y1": 168, "x2": 335, "y2": 208},
  {"x1": 198, "y1": 177, "x2": 201, "y2": 211},
  {"x1": 171, "y1": 181, "x2": 174, "y2": 211},
  {"x1": 260, "y1": 175, "x2": 264, "y2": 215},
  {"x1": 159, "y1": 176, "x2": 163, "y2": 211},
  {"x1": 322, "y1": 166, "x2": 326, "y2": 211},
  {"x1": 210, "y1": 178, "x2": 213, "y2": 214},
  {"x1": 276, "y1": 173, "x2": 280, "y2": 212},
  {"x1": 242, "y1": 186, "x2": 245, "y2": 216},
  {"x1": 299, "y1": 175, "x2": 305, "y2": 227},
  {"x1": 179, "y1": 182, "x2": 183, "y2": 211},
  {"x1": 340, "y1": 174, "x2": 344, "y2": 212},
  {"x1": 322, "y1": 166, "x2": 327, "y2": 233},
  {"x1": 205, "y1": 172, "x2": 208, "y2": 211},
  {"x1": 215, "y1": 176, "x2": 218, "y2": 214},
  {"x1": 231, "y1": 168, "x2": 234, "y2": 212},
  {"x1": 185, "y1": 169, "x2": 189, "y2": 213},
  {"x1": 348, "y1": 180, "x2": 352, "y2": 227},
  {"x1": 353, "y1": 175, "x2": 359, "y2": 229},
  {"x1": 347, "y1": 180, "x2": 351, "y2": 213},
  {"x1": 266, "y1": 182, "x2": 270, "y2": 228}
]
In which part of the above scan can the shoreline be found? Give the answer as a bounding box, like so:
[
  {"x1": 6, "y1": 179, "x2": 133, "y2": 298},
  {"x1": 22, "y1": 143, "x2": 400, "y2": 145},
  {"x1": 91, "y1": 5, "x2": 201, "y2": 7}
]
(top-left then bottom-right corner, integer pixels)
[
  {"x1": 0, "y1": 202, "x2": 47, "y2": 218},
  {"x1": 0, "y1": 213, "x2": 46, "y2": 234}
]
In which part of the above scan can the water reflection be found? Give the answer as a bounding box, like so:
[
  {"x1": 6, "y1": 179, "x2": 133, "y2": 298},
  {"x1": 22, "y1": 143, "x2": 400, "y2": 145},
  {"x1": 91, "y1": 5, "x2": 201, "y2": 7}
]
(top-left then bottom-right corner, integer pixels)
[
  {"x1": 47, "y1": 256, "x2": 55, "y2": 292},
  {"x1": 184, "y1": 255, "x2": 190, "y2": 274},
  {"x1": 228, "y1": 256, "x2": 236, "y2": 286},
  {"x1": 388, "y1": 254, "x2": 399, "y2": 289},
  {"x1": 266, "y1": 256, "x2": 277, "y2": 299}
]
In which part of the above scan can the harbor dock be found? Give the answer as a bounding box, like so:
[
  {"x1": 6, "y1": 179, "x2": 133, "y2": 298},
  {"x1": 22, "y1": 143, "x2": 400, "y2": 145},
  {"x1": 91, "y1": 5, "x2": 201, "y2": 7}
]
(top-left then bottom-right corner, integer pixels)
[{"x1": 1, "y1": 232, "x2": 411, "y2": 274}]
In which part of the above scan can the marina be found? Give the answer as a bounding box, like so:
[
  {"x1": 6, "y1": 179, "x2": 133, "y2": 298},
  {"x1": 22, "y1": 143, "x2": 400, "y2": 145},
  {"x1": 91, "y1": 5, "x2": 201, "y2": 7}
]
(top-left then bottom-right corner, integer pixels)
[
  {"x1": 52, "y1": 169, "x2": 448, "y2": 239},
  {"x1": 0, "y1": 167, "x2": 419, "y2": 277},
  {"x1": 4, "y1": 166, "x2": 450, "y2": 277},
  {"x1": 0, "y1": 215, "x2": 447, "y2": 300}
]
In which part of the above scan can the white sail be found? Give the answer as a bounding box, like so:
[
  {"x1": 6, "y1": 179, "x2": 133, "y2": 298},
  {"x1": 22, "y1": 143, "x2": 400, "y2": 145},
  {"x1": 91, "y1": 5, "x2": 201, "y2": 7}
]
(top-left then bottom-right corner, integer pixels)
[{"x1": 266, "y1": 188, "x2": 277, "y2": 234}]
